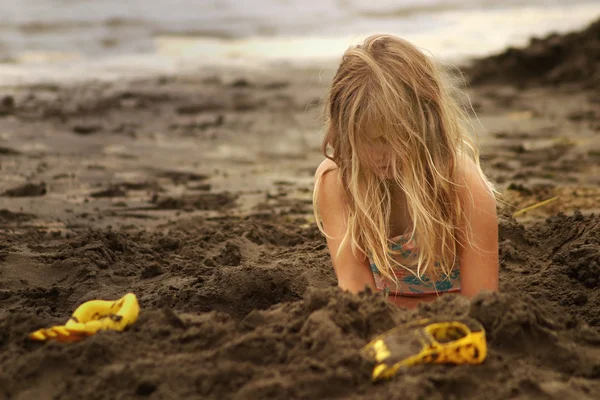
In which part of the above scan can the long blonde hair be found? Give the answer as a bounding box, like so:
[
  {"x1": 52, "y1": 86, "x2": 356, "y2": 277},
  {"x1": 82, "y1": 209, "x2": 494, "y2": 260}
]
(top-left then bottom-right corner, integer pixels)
[{"x1": 314, "y1": 34, "x2": 491, "y2": 284}]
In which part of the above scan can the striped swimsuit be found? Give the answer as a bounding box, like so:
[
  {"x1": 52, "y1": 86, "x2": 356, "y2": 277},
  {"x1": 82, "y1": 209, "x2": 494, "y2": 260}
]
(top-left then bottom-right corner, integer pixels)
[{"x1": 368, "y1": 234, "x2": 461, "y2": 297}]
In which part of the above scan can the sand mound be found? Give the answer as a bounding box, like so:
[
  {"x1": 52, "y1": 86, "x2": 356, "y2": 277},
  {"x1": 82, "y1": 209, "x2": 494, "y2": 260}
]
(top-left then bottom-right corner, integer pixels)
[
  {"x1": 468, "y1": 18, "x2": 600, "y2": 89},
  {"x1": 1, "y1": 212, "x2": 599, "y2": 399},
  {"x1": 1, "y1": 290, "x2": 599, "y2": 399},
  {"x1": 499, "y1": 211, "x2": 600, "y2": 328}
]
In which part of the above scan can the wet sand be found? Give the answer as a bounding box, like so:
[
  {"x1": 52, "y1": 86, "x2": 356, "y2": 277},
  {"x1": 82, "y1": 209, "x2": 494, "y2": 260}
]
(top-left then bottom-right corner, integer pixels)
[{"x1": 1, "y1": 21, "x2": 600, "y2": 400}]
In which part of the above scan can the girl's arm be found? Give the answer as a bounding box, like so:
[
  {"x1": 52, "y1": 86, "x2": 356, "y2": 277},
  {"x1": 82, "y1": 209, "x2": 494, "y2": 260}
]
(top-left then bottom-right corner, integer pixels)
[
  {"x1": 459, "y1": 160, "x2": 499, "y2": 297},
  {"x1": 315, "y1": 160, "x2": 377, "y2": 293}
]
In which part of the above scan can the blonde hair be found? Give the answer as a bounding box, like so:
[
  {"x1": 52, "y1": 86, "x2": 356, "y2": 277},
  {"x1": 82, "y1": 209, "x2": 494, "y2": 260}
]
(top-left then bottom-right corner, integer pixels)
[{"x1": 313, "y1": 34, "x2": 491, "y2": 285}]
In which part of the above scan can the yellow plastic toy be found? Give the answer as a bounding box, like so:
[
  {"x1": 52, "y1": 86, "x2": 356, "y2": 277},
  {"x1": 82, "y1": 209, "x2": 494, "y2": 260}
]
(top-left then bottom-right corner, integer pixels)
[
  {"x1": 362, "y1": 317, "x2": 487, "y2": 381},
  {"x1": 29, "y1": 293, "x2": 140, "y2": 343}
]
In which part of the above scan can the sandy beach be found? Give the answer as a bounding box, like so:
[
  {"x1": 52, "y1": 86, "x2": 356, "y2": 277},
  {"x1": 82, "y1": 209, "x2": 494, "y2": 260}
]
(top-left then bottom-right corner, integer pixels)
[{"x1": 0, "y1": 17, "x2": 599, "y2": 400}]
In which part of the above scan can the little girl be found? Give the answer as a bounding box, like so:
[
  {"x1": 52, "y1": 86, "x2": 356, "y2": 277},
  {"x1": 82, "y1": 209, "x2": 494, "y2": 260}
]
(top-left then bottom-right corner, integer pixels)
[{"x1": 313, "y1": 35, "x2": 499, "y2": 309}]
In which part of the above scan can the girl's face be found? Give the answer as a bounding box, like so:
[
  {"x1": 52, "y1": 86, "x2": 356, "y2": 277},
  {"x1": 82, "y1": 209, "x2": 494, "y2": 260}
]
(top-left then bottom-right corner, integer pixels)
[{"x1": 362, "y1": 142, "x2": 395, "y2": 179}]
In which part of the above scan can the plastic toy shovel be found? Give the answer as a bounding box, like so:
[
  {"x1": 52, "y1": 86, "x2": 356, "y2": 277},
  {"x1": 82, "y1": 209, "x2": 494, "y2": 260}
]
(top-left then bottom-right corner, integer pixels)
[{"x1": 362, "y1": 317, "x2": 487, "y2": 381}]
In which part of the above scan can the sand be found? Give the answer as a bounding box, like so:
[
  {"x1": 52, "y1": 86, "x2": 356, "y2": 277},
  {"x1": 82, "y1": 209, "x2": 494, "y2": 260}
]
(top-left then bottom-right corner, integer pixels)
[
  {"x1": 468, "y1": 18, "x2": 600, "y2": 90},
  {"x1": 1, "y1": 22, "x2": 599, "y2": 400}
]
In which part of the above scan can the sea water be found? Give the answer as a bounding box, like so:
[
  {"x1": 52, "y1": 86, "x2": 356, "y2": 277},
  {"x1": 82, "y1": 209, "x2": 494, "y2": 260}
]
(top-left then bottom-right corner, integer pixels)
[{"x1": 0, "y1": 0, "x2": 598, "y2": 84}]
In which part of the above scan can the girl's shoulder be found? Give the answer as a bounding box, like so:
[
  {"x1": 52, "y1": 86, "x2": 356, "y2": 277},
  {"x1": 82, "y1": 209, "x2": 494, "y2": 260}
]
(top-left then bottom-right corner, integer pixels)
[
  {"x1": 315, "y1": 158, "x2": 339, "y2": 180},
  {"x1": 314, "y1": 159, "x2": 344, "y2": 207},
  {"x1": 456, "y1": 157, "x2": 496, "y2": 206}
]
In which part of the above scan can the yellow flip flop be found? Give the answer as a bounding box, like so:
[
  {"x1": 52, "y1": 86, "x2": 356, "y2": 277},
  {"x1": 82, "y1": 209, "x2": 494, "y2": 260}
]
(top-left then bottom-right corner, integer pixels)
[
  {"x1": 29, "y1": 293, "x2": 140, "y2": 342},
  {"x1": 362, "y1": 317, "x2": 487, "y2": 381}
]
